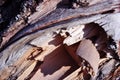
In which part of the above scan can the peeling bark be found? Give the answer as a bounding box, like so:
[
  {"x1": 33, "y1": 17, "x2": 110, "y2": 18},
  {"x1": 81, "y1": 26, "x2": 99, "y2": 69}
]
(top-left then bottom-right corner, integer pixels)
[{"x1": 0, "y1": 0, "x2": 120, "y2": 80}]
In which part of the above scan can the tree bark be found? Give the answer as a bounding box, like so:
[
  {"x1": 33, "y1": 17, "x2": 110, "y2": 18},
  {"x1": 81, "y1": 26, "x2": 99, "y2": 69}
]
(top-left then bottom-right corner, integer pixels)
[{"x1": 0, "y1": 0, "x2": 120, "y2": 80}]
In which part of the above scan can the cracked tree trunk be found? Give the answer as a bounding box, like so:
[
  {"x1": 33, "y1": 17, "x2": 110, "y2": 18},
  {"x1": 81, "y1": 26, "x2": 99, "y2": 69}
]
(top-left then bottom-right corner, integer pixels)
[{"x1": 0, "y1": 0, "x2": 120, "y2": 80}]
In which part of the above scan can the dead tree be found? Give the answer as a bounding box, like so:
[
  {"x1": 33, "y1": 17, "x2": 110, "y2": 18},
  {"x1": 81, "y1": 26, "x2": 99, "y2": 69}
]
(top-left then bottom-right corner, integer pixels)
[{"x1": 0, "y1": 0, "x2": 120, "y2": 80}]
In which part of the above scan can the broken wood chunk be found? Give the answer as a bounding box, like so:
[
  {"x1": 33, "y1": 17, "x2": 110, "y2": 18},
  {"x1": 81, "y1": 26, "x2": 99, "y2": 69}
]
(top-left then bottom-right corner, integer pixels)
[
  {"x1": 63, "y1": 25, "x2": 85, "y2": 46},
  {"x1": 0, "y1": 0, "x2": 120, "y2": 80},
  {"x1": 76, "y1": 39, "x2": 100, "y2": 77}
]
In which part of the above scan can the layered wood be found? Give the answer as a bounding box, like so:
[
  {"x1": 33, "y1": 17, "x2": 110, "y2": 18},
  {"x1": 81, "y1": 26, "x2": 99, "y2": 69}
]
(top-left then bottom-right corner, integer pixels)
[{"x1": 0, "y1": 0, "x2": 120, "y2": 80}]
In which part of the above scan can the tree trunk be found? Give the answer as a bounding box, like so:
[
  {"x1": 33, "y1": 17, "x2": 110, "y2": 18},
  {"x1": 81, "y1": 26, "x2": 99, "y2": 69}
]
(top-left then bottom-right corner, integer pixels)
[{"x1": 0, "y1": 0, "x2": 120, "y2": 80}]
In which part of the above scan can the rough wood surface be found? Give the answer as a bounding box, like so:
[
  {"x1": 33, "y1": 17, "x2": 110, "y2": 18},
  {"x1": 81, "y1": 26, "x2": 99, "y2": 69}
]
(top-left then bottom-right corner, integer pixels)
[
  {"x1": 1, "y1": 0, "x2": 120, "y2": 49},
  {"x1": 0, "y1": 0, "x2": 120, "y2": 80}
]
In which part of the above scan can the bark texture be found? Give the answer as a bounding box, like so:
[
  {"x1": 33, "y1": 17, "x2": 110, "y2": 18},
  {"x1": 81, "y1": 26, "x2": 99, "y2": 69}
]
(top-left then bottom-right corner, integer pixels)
[{"x1": 0, "y1": 0, "x2": 120, "y2": 80}]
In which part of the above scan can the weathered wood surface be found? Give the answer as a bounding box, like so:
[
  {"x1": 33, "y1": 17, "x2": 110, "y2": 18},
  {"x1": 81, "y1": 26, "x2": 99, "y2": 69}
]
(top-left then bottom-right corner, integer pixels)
[
  {"x1": 1, "y1": 0, "x2": 120, "y2": 50},
  {"x1": 0, "y1": 0, "x2": 62, "y2": 49},
  {"x1": 0, "y1": 0, "x2": 120, "y2": 80}
]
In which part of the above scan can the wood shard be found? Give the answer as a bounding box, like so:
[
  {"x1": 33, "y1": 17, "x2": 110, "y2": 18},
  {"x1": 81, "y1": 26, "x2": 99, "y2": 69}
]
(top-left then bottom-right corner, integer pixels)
[
  {"x1": 76, "y1": 39, "x2": 100, "y2": 76},
  {"x1": 63, "y1": 25, "x2": 85, "y2": 46}
]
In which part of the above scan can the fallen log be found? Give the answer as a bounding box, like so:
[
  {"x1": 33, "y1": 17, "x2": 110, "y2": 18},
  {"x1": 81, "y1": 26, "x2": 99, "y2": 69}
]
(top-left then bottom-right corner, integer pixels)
[{"x1": 0, "y1": 0, "x2": 120, "y2": 80}]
